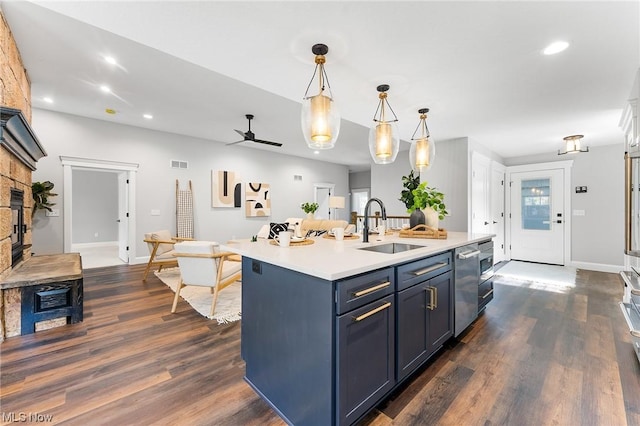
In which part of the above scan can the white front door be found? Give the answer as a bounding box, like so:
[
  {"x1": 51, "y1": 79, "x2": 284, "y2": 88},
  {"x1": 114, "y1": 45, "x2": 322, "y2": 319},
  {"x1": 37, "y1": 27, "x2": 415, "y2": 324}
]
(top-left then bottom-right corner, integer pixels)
[{"x1": 510, "y1": 168, "x2": 565, "y2": 265}]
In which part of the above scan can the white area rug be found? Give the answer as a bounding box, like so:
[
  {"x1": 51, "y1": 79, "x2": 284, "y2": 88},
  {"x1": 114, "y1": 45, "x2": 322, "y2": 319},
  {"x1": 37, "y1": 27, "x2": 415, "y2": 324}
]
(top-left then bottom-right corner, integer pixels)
[
  {"x1": 155, "y1": 268, "x2": 242, "y2": 324},
  {"x1": 495, "y1": 260, "x2": 577, "y2": 294}
]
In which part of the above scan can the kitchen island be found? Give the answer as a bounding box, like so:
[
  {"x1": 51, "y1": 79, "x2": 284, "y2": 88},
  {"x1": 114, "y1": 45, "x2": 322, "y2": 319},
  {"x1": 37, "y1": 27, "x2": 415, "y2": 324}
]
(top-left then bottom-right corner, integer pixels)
[{"x1": 223, "y1": 231, "x2": 493, "y2": 426}]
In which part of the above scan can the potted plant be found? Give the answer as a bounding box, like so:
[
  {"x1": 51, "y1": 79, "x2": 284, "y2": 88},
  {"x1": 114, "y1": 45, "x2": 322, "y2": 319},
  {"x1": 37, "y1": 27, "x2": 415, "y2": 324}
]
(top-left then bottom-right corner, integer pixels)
[
  {"x1": 399, "y1": 170, "x2": 420, "y2": 211},
  {"x1": 408, "y1": 182, "x2": 448, "y2": 229},
  {"x1": 32, "y1": 180, "x2": 58, "y2": 217},
  {"x1": 301, "y1": 202, "x2": 319, "y2": 219}
]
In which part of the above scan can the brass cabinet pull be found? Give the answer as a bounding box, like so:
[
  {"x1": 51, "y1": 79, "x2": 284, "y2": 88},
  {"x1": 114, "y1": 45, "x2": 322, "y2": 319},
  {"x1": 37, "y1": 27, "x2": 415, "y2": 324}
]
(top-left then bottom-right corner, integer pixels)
[
  {"x1": 353, "y1": 302, "x2": 392, "y2": 322},
  {"x1": 412, "y1": 262, "x2": 448, "y2": 276},
  {"x1": 353, "y1": 281, "x2": 390, "y2": 297},
  {"x1": 481, "y1": 289, "x2": 494, "y2": 299},
  {"x1": 426, "y1": 287, "x2": 437, "y2": 310}
]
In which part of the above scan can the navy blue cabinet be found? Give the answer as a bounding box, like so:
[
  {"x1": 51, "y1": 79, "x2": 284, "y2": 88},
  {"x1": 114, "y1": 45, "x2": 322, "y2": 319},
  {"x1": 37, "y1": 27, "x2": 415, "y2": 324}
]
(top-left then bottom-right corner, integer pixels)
[
  {"x1": 242, "y1": 250, "x2": 457, "y2": 426},
  {"x1": 337, "y1": 293, "x2": 395, "y2": 425},
  {"x1": 396, "y1": 255, "x2": 453, "y2": 382}
]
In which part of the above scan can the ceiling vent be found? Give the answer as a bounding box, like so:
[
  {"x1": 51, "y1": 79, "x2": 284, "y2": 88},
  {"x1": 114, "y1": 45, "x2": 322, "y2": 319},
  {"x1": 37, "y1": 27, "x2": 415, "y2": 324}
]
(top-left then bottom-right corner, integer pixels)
[{"x1": 170, "y1": 160, "x2": 188, "y2": 169}]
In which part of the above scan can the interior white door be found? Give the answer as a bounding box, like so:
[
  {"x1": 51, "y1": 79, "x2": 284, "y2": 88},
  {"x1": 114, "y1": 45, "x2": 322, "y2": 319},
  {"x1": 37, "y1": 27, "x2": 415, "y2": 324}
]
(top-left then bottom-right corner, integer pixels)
[
  {"x1": 471, "y1": 153, "x2": 491, "y2": 235},
  {"x1": 117, "y1": 172, "x2": 128, "y2": 262},
  {"x1": 510, "y1": 168, "x2": 565, "y2": 265},
  {"x1": 491, "y1": 165, "x2": 506, "y2": 262}
]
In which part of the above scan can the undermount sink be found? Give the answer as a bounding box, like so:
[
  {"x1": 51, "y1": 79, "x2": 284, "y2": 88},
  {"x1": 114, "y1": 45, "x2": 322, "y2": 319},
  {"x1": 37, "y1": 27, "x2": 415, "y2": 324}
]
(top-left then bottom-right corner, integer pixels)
[{"x1": 357, "y1": 243, "x2": 426, "y2": 254}]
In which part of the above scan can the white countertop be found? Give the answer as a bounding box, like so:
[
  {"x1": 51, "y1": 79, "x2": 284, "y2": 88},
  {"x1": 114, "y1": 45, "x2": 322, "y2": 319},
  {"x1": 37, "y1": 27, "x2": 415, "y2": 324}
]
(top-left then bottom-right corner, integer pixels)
[{"x1": 222, "y1": 231, "x2": 494, "y2": 281}]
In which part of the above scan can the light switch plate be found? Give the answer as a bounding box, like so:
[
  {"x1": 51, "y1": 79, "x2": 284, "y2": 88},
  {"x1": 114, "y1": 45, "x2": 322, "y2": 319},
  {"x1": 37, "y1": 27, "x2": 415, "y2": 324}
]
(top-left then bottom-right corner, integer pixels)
[
  {"x1": 151, "y1": 209, "x2": 160, "y2": 216},
  {"x1": 46, "y1": 209, "x2": 60, "y2": 217},
  {"x1": 573, "y1": 209, "x2": 585, "y2": 216}
]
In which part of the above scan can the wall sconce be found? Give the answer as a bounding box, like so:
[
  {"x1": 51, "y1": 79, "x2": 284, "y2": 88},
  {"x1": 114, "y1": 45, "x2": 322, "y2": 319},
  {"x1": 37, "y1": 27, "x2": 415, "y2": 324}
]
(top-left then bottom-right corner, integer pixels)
[
  {"x1": 368, "y1": 84, "x2": 399, "y2": 164},
  {"x1": 301, "y1": 43, "x2": 341, "y2": 150},
  {"x1": 329, "y1": 195, "x2": 345, "y2": 219},
  {"x1": 409, "y1": 108, "x2": 436, "y2": 172},
  {"x1": 558, "y1": 134, "x2": 589, "y2": 155}
]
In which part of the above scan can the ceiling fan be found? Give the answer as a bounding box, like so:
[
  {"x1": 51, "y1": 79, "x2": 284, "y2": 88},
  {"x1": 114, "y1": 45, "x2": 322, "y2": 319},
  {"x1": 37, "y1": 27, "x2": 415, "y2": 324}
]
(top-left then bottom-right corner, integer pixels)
[{"x1": 227, "y1": 114, "x2": 282, "y2": 147}]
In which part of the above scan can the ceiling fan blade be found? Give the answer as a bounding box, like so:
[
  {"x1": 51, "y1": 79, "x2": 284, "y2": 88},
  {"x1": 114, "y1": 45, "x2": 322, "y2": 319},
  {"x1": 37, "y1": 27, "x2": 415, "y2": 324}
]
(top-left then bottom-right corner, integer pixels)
[
  {"x1": 226, "y1": 139, "x2": 247, "y2": 146},
  {"x1": 234, "y1": 129, "x2": 246, "y2": 138},
  {"x1": 253, "y1": 138, "x2": 283, "y2": 147}
]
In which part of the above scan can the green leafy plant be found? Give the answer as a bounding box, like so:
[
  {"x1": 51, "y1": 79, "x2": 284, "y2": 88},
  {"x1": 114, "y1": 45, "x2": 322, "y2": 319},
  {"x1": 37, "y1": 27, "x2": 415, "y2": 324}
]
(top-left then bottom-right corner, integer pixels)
[
  {"x1": 32, "y1": 180, "x2": 58, "y2": 217},
  {"x1": 300, "y1": 202, "x2": 319, "y2": 214},
  {"x1": 399, "y1": 170, "x2": 420, "y2": 212},
  {"x1": 409, "y1": 182, "x2": 448, "y2": 220}
]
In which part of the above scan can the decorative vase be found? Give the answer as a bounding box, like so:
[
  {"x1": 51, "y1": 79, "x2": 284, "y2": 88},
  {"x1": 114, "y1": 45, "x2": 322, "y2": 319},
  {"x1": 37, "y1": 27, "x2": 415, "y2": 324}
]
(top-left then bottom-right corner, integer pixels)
[
  {"x1": 424, "y1": 206, "x2": 439, "y2": 229},
  {"x1": 409, "y1": 208, "x2": 425, "y2": 228},
  {"x1": 307, "y1": 212, "x2": 315, "y2": 220}
]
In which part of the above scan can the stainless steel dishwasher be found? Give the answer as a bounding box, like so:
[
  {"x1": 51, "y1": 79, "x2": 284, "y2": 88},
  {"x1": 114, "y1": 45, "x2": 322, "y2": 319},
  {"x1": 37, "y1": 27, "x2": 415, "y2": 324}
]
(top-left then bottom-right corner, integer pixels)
[{"x1": 454, "y1": 243, "x2": 480, "y2": 336}]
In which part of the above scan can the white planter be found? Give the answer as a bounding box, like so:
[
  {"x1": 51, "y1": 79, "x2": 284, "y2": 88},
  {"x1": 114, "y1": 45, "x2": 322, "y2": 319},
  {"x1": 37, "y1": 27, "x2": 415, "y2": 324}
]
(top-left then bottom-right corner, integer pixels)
[{"x1": 424, "y1": 207, "x2": 439, "y2": 229}]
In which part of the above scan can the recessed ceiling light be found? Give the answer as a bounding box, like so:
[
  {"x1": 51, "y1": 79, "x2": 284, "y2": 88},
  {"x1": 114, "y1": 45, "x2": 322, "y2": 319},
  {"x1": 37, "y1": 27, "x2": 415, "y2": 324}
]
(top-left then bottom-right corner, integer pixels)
[
  {"x1": 105, "y1": 108, "x2": 116, "y2": 115},
  {"x1": 104, "y1": 56, "x2": 117, "y2": 65},
  {"x1": 43, "y1": 97, "x2": 53, "y2": 104},
  {"x1": 314, "y1": 150, "x2": 319, "y2": 155},
  {"x1": 100, "y1": 85, "x2": 111, "y2": 93},
  {"x1": 143, "y1": 114, "x2": 153, "y2": 119},
  {"x1": 543, "y1": 41, "x2": 569, "y2": 55}
]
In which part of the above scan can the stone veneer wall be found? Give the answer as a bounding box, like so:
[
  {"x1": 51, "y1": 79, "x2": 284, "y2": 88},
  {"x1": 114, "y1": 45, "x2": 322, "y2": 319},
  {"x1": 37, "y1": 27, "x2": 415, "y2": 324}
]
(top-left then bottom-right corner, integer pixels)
[{"x1": 1, "y1": 7, "x2": 34, "y2": 340}]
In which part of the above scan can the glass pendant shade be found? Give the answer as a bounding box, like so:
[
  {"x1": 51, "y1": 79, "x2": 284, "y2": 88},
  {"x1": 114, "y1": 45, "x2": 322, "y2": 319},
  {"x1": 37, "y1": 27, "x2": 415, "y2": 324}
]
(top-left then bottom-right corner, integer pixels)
[
  {"x1": 410, "y1": 136, "x2": 436, "y2": 172},
  {"x1": 369, "y1": 84, "x2": 399, "y2": 164},
  {"x1": 301, "y1": 44, "x2": 340, "y2": 150},
  {"x1": 410, "y1": 108, "x2": 436, "y2": 172}
]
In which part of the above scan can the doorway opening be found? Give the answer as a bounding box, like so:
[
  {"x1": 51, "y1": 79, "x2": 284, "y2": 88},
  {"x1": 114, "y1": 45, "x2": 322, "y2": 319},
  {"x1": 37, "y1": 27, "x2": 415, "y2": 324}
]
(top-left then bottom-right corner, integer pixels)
[{"x1": 61, "y1": 157, "x2": 139, "y2": 269}]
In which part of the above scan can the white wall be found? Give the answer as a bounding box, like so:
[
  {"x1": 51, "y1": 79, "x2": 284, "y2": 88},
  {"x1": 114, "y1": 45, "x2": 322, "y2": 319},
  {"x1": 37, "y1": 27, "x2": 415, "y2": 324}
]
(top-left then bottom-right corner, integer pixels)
[
  {"x1": 506, "y1": 143, "x2": 625, "y2": 270},
  {"x1": 30, "y1": 108, "x2": 349, "y2": 261},
  {"x1": 422, "y1": 138, "x2": 470, "y2": 232}
]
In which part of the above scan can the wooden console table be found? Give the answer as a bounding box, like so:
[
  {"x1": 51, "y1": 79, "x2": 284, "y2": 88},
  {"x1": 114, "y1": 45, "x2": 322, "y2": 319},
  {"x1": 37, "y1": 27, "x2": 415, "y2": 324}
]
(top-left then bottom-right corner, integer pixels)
[{"x1": 1, "y1": 253, "x2": 83, "y2": 335}]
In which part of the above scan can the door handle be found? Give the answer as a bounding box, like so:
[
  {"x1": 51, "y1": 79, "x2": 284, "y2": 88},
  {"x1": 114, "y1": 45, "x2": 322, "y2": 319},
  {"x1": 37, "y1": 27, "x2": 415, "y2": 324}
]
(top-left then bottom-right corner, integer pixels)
[
  {"x1": 458, "y1": 250, "x2": 481, "y2": 259},
  {"x1": 556, "y1": 220, "x2": 563, "y2": 223},
  {"x1": 484, "y1": 221, "x2": 489, "y2": 225},
  {"x1": 116, "y1": 219, "x2": 121, "y2": 222},
  {"x1": 493, "y1": 221, "x2": 498, "y2": 224}
]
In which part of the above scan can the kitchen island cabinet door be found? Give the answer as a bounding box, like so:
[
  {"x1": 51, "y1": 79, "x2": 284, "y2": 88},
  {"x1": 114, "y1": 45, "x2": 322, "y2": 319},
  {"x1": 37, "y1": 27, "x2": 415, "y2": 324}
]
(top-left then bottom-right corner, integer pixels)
[
  {"x1": 427, "y1": 271, "x2": 453, "y2": 353},
  {"x1": 397, "y1": 270, "x2": 453, "y2": 382},
  {"x1": 336, "y1": 294, "x2": 395, "y2": 426},
  {"x1": 397, "y1": 281, "x2": 430, "y2": 381}
]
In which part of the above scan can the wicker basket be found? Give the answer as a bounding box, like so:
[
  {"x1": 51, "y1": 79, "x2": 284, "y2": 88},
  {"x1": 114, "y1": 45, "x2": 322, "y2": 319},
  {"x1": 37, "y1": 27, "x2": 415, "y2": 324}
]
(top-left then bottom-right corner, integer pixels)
[{"x1": 398, "y1": 224, "x2": 447, "y2": 239}]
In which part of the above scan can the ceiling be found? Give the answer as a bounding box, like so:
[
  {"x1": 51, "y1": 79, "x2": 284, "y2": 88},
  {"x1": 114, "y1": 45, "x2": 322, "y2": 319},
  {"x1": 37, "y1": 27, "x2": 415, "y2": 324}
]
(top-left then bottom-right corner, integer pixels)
[{"x1": 2, "y1": 1, "x2": 639, "y2": 172}]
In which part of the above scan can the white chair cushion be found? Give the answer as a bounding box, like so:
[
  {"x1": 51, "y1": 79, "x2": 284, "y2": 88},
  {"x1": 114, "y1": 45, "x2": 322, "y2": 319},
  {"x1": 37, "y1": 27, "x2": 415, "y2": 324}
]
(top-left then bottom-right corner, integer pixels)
[
  {"x1": 174, "y1": 241, "x2": 240, "y2": 287},
  {"x1": 257, "y1": 224, "x2": 270, "y2": 239},
  {"x1": 145, "y1": 230, "x2": 174, "y2": 255}
]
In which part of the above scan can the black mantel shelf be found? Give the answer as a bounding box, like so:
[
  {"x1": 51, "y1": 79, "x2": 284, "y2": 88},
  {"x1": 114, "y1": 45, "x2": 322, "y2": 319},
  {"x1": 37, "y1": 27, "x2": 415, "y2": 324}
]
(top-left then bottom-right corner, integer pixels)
[{"x1": 0, "y1": 106, "x2": 47, "y2": 170}]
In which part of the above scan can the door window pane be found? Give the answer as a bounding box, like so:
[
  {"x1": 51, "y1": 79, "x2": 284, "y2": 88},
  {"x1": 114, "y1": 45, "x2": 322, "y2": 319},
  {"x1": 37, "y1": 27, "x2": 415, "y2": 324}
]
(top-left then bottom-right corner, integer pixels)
[{"x1": 521, "y1": 179, "x2": 550, "y2": 230}]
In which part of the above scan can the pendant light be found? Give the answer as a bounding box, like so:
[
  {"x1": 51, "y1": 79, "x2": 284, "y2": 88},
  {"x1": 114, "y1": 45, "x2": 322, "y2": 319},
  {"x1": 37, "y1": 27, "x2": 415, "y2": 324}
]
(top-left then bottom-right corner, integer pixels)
[
  {"x1": 368, "y1": 84, "x2": 399, "y2": 164},
  {"x1": 409, "y1": 108, "x2": 436, "y2": 172},
  {"x1": 301, "y1": 43, "x2": 340, "y2": 150},
  {"x1": 558, "y1": 134, "x2": 588, "y2": 155}
]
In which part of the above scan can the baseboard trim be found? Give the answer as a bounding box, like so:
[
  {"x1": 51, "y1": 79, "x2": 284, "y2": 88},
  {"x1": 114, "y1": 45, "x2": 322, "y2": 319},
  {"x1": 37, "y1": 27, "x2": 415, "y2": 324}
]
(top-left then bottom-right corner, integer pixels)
[
  {"x1": 72, "y1": 241, "x2": 118, "y2": 250},
  {"x1": 569, "y1": 261, "x2": 623, "y2": 274}
]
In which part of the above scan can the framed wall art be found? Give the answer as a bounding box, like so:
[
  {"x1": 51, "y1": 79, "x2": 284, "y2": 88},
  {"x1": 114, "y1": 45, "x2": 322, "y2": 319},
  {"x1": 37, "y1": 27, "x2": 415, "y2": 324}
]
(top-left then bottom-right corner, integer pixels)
[{"x1": 245, "y1": 182, "x2": 270, "y2": 217}]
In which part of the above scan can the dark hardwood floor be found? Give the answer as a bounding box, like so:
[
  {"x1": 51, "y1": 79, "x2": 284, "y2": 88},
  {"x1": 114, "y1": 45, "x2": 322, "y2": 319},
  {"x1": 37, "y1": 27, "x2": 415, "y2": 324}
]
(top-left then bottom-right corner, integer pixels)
[{"x1": 1, "y1": 264, "x2": 638, "y2": 425}]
